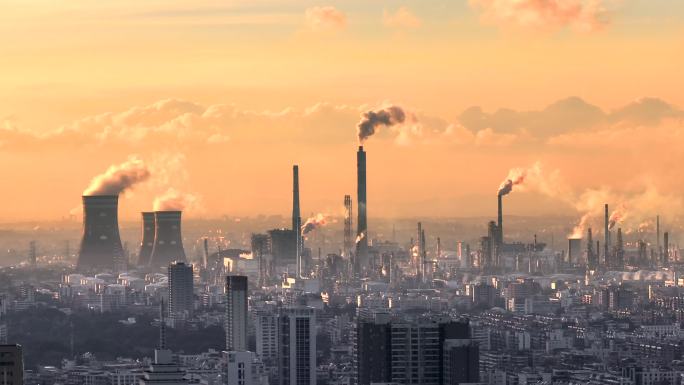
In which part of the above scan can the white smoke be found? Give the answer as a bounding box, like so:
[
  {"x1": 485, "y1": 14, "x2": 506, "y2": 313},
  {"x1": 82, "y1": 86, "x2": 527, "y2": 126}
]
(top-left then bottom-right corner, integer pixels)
[{"x1": 84, "y1": 156, "x2": 151, "y2": 196}]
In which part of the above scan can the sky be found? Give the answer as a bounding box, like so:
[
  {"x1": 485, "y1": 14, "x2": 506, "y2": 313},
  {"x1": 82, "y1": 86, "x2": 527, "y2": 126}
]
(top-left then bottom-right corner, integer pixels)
[{"x1": 1, "y1": 0, "x2": 684, "y2": 233}]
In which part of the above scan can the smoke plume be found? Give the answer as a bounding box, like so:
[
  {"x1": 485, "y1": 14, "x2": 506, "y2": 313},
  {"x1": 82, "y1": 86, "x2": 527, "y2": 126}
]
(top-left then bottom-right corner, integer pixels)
[
  {"x1": 497, "y1": 167, "x2": 528, "y2": 196},
  {"x1": 570, "y1": 212, "x2": 591, "y2": 239},
  {"x1": 355, "y1": 232, "x2": 365, "y2": 244},
  {"x1": 153, "y1": 188, "x2": 198, "y2": 211},
  {"x1": 608, "y1": 205, "x2": 626, "y2": 230},
  {"x1": 301, "y1": 213, "x2": 327, "y2": 236},
  {"x1": 84, "y1": 156, "x2": 151, "y2": 196},
  {"x1": 357, "y1": 106, "x2": 407, "y2": 142}
]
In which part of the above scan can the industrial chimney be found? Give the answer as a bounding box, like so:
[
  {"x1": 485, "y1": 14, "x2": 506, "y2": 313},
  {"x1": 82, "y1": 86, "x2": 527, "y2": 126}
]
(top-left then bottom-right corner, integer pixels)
[
  {"x1": 356, "y1": 146, "x2": 368, "y2": 265},
  {"x1": 137, "y1": 212, "x2": 155, "y2": 266},
  {"x1": 77, "y1": 195, "x2": 125, "y2": 271},
  {"x1": 497, "y1": 194, "x2": 503, "y2": 246},
  {"x1": 149, "y1": 211, "x2": 186, "y2": 269},
  {"x1": 292, "y1": 165, "x2": 302, "y2": 277},
  {"x1": 604, "y1": 204, "x2": 610, "y2": 266}
]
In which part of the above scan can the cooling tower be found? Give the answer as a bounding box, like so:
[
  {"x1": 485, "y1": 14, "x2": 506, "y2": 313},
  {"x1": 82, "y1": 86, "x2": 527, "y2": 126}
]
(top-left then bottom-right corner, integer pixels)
[
  {"x1": 149, "y1": 211, "x2": 186, "y2": 269},
  {"x1": 77, "y1": 195, "x2": 125, "y2": 271},
  {"x1": 137, "y1": 212, "x2": 155, "y2": 266}
]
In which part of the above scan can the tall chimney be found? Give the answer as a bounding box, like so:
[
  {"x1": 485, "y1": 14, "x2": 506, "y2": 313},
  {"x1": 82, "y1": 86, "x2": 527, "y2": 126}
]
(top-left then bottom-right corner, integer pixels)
[
  {"x1": 656, "y1": 215, "x2": 661, "y2": 261},
  {"x1": 292, "y1": 165, "x2": 302, "y2": 278},
  {"x1": 77, "y1": 195, "x2": 125, "y2": 271},
  {"x1": 137, "y1": 212, "x2": 155, "y2": 266},
  {"x1": 664, "y1": 231, "x2": 669, "y2": 266},
  {"x1": 497, "y1": 194, "x2": 503, "y2": 246},
  {"x1": 356, "y1": 146, "x2": 368, "y2": 267},
  {"x1": 149, "y1": 211, "x2": 186, "y2": 269},
  {"x1": 604, "y1": 203, "x2": 610, "y2": 266}
]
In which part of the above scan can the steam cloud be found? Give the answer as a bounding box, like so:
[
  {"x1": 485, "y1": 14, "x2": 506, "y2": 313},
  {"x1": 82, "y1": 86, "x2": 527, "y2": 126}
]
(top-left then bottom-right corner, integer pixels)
[
  {"x1": 301, "y1": 213, "x2": 327, "y2": 236},
  {"x1": 153, "y1": 188, "x2": 198, "y2": 211},
  {"x1": 84, "y1": 156, "x2": 151, "y2": 196},
  {"x1": 357, "y1": 106, "x2": 407, "y2": 142}
]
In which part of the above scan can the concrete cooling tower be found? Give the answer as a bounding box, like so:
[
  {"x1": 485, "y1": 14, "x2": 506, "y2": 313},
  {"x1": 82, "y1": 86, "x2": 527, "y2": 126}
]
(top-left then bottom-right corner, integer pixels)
[
  {"x1": 137, "y1": 212, "x2": 155, "y2": 266},
  {"x1": 149, "y1": 211, "x2": 186, "y2": 269},
  {"x1": 77, "y1": 195, "x2": 125, "y2": 271}
]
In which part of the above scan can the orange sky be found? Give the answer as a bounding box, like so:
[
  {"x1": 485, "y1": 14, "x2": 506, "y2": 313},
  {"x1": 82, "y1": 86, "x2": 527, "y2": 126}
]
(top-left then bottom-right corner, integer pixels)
[{"x1": 1, "y1": 0, "x2": 683, "y2": 230}]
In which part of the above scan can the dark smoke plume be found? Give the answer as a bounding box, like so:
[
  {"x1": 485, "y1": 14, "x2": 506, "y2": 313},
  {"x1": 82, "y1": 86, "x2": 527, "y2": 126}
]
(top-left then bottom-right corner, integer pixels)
[
  {"x1": 301, "y1": 213, "x2": 327, "y2": 236},
  {"x1": 357, "y1": 106, "x2": 407, "y2": 142}
]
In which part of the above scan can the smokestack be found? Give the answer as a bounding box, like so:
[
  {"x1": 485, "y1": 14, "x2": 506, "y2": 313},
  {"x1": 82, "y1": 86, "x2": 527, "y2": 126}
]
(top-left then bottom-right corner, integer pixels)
[
  {"x1": 138, "y1": 212, "x2": 155, "y2": 266},
  {"x1": 664, "y1": 231, "x2": 669, "y2": 266},
  {"x1": 149, "y1": 211, "x2": 186, "y2": 269},
  {"x1": 77, "y1": 195, "x2": 125, "y2": 271},
  {"x1": 497, "y1": 194, "x2": 503, "y2": 245},
  {"x1": 357, "y1": 146, "x2": 368, "y2": 265},
  {"x1": 657, "y1": 215, "x2": 661, "y2": 261},
  {"x1": 604, "y1": 204, "x2": 610, "y2": 266},
  {"x1": 203, "y1": 238, "x2": 209, "y2": 268},
  {"x1": 292, "y1": 165, "x2": 302, "y2": 278},
  {"x1": 586, "y1": 227, "x2": 595, "y2": 269}
]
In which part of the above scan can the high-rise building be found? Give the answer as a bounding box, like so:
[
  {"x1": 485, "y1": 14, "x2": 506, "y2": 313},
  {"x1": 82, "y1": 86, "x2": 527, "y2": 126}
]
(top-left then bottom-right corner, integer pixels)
[
  {"x1": 355, "y1": 313, "x2": 391, "y2": 385},
  {"x1": 251, "y1": 234, "x2": 271, "y2": 287},
  {"x1": 0, "y1": 344, "x2": 23, "y2": 385},
  {"x1": 343, "y1": 195, "x2": 353, "y2": 258},
  {"x1": 168, "y1": 262, "x2": 194, "y2": 323},
  {"x1": 267, "y1": 229, "x2": 297, "y2": 266},
  {"x1": 256, "y1": 308, "x2": 279, "y2": 371},
  {"x1": 443, "y1": 336, "x2": 479, "y2": 385},
  {"x1": 355, "y1": 315, "x2": 476, "y2": 385},
  {"x1": 225, "y1": 275, "x2": 248, "y2": 352},
  {"x1": 278, "y1": 307, "x2": 316, "y2": 385}
]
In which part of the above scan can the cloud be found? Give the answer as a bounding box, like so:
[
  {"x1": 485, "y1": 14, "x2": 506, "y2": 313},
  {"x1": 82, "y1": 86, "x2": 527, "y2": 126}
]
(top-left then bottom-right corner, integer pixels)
[
  {"x1": 458, "y1": 96, "x2": 683, "y2": 139},
  {"x1": 469, "y1": 0, "x2": 612, "y2": 33},
  {"x1": 305, "y1": 6, "x2": 346, "y2": 31},
  {"x1": 383, "y1": 6, "x2": 422, "y2": 29}
]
